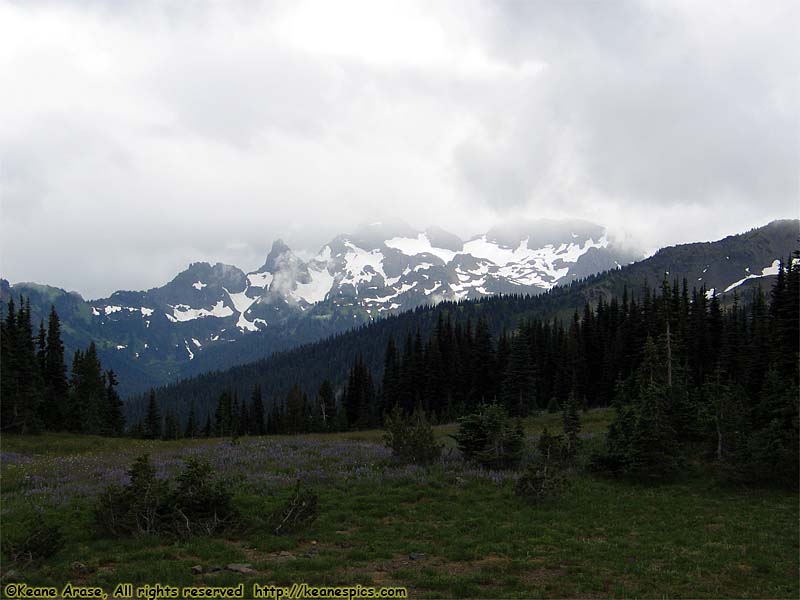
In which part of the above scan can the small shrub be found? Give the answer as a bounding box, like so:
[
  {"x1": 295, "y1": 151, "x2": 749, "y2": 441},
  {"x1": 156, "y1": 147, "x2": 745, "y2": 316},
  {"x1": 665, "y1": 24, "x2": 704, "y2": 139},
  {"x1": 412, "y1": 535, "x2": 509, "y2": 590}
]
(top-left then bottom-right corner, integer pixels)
[
  {"x1": 170, "y1": 457, "x2": 239, "y2": 535},
  {"x1": 516, "y1": 460, "x2": 569, "y2": 503},
  {"x1": 383, "y1": 405, "x2": 442, "y2": 465},
  {"x1": 453, "y1": 403, "x2": 526, "y2": 469},
  {"x1": 94, "y1": 454, "x2": 237, "y2": 538},
  {"x1": 1, "y1": 519, "x2": 63, "y2": 567},
  {"x1": 516, "y1": 427, "x2": 570, "y2": 503},
  {"x1": 95, "y1": 453, "x2": 170, "y2": 536},
  {"x1": 270, "y1": 481, "x2": 318, "y2": 535}
]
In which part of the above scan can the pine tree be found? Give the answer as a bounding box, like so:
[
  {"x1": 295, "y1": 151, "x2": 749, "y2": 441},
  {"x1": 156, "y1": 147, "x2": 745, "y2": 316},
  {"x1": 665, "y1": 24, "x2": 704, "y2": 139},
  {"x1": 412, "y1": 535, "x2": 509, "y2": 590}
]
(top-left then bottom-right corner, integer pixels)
[
  {"x1": 285, "y1": 384, "x2": 307, "y2": 433},
  {"x1": 381, "y1": 337, "x2": 400, "y2": 415},
  {"x1": 501, "y1": 330, "x2": 534, "y2": 416},
  {"x1": 343, "y1": 355, "x2": 375, "y2": 429},
  {"x1": 163, "y1": 411, "x2": 180, "y2": 440},
  {"x1": 72, "y1": 342, "x2": 106, "y2": 434},
  {"x1": 0, "y1": 297, "x2": 19, "y2": 431},
  {"x1": 250, "y1": 384, "x2": 265, "y2": 435},
  {"x1": 104, "y1": 369, "x2": 125, "y2": 436},
  {"x1": 238, "y1": 395, "x2": 249, "y2": 436},
  {"x1": 471, "y1": 317, "x2": 497, "y2": 406},
  {"x1": 42, "y1": 306, "x2": 68, "y2": 431},
  {"x1": 185, "y1": 401, "x2": 198, "y2": 438},
  {"x1": 145, "y1": 390, "x2": 161, "y2": 439},
  {"x1": 4, "y1": 297, "x2": 44, "y2": 433}
]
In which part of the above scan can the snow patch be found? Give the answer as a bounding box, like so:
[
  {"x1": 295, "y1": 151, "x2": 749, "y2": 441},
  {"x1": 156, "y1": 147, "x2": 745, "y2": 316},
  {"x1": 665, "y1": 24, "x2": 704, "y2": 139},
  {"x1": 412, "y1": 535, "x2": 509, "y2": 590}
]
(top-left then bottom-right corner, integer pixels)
[
  {"x1": 247, "y1": 271, "x2": 274, "y2": 288},
  {"x1": 292, "y1": 265, "x2": 335, "y2": 304},
  {"x1": 342, "y1": 242, "x2": 387, "y2": 285},
  {"x1": 225, "y1": 288, "x2": 259, "y2": 331},
  {"x1": 384, "y1": 233, "x2": 457, "y2": 263},
  {"x1": 171, "y1": 301, "x2": 233, "y2": 322},
  {"x1": 723, "y1": 259, "x2": 781, "y2": 293},
  {"x1": 192, "y1": 281, "x2": 207, "y2": 290}
]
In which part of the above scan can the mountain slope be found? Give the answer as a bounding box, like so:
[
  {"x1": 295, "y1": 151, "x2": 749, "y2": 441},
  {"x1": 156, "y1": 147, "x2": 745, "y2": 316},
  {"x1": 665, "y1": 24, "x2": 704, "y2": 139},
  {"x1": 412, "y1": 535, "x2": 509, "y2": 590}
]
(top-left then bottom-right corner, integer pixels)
[
  {"x1": 127, "y1": 219, "x2": 799, "y2": 424},
  {"x1": 2, "y1": 219, "x2": 638, "y2": 394},
  {"x1": 3, "y1": 219, "x2": 796, "y2": 397}
]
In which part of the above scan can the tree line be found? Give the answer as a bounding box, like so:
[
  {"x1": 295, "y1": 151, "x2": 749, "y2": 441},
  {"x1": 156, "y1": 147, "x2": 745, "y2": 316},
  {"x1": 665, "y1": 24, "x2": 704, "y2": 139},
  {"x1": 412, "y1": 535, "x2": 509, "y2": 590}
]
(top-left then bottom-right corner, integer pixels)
[
  {"x1": 1, "y1": 297, "x2": 124, "y2": 435},
  {"x1": 4, "y1": 252, "x2": 797, "y2": 483},
  {"x1": 151, "y1": 253, "x2": 797, "y2": 478}
]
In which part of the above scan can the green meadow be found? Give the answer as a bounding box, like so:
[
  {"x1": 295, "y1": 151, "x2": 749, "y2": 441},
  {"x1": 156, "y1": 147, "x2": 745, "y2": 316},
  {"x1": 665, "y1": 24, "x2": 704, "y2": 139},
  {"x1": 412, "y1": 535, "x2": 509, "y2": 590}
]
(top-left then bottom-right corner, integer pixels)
[{"x1": 1, "y1": 409, "x2": 797, "y2": 599}]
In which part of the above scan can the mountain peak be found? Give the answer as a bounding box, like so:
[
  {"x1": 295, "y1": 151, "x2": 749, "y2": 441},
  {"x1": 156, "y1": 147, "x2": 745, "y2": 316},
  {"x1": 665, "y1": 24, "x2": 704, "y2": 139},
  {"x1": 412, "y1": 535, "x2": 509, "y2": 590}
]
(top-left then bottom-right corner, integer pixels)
[{"x1": 261, "y1": 239, "x2": 295, "y2": 273}]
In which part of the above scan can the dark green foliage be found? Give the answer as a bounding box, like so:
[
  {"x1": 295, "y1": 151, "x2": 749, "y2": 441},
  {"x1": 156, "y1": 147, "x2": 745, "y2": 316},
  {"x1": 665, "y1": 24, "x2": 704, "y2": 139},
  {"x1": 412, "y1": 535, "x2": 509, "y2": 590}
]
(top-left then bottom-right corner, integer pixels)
[
  {"x1": 144, "y1": 390, "x2": 160, "y2": 439},
  {"x1": 562, "y1": 392, "x2": 581, "y2": 458},
  {"x1": 501, "y1": 330, "x2": 534, "y2": 416},
  {"x1": 250, "y1": 384, "x2": 266, "y2": 435},
  {"x1": 1, "y1": 297, "x2": 44, "y2": 433},
  {"x1": 162, "y1": 411, "x2": 180, "y2": 440},
  {"x1": 270, "y1": 481, "x2": 319, "y2": 535},
  {"x1": 95, "y1": 454, "x2": 169, "y2": 536},
  {"x1": 170, "y1": 457, "x2": 239, "y2": 535},
  {"x1": 517, "y1": 428, "x2": 571, "y2": 503},
  {"x1": 41, "y1": 306, "x2": 68, "y2": 430},
  {"x1": 285, "y1": 383, "x2": 308, "y2": 434},
  {"x1": 104, "y1": 370, "x2": 125, "y2": 436},
  {"x1": 184, "y1": 401, "x2": 198, "y2": 438},
  {"x1": 1, "y1": 298, "x2": 126, "y2": 436},
  {"x1": 1, "y1": 518, "x2": 64, "y2": 568},
  {"x1": 383, "y1": 404, "x2": 442, "y2": 465},
  {"x1": 342, "y1": 354, "x2": 376, "y2": 429},
  {"x1": 453, "y1": 403, "x2": 526, "y2": 469},
  {"x1": 94, "y1": 454, "x2": 238, "y2": 538},
  {"x1": 598, "y1": 337, "x2": 681, "y2": 480}
]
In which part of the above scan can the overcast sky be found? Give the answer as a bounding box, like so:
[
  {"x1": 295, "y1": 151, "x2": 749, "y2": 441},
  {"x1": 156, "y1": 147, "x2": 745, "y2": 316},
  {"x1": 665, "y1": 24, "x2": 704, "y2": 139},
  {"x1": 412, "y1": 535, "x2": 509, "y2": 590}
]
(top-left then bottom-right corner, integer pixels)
[{"x1": 1, "y1": 0, "x2": 798, "y2": 299}]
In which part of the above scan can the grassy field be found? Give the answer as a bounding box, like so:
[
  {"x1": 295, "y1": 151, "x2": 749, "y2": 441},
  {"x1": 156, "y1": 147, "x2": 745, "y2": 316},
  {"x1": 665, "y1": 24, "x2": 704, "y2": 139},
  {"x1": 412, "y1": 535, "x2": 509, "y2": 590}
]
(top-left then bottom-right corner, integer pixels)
[{"x1": 1, "y1": 409, "x2": 797, "y2": 598}]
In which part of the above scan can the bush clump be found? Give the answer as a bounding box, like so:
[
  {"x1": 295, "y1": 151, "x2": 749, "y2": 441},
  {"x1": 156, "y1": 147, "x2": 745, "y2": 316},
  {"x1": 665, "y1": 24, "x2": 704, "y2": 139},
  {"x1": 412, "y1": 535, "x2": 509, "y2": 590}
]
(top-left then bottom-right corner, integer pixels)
[
  {"x1": 94, "y1": 454, "x2": 238, "y2": 537},
  {"x1": 1, "y1": 518, "x2": 64, "y2": 568},
  {"x1": 516, "y1": 427, "x2": 570, "y2": 503},
  {"x1": 383, "y1": 405, "x2": 442, "y2": 465},
  {"x1": 452, "y1": 403, "x2": 526, "y2": 469}
]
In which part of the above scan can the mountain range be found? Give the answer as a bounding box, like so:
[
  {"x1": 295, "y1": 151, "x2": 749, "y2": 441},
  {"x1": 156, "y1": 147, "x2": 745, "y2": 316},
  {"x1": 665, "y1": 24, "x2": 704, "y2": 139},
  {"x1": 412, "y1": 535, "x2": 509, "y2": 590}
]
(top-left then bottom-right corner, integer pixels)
[{"x1": 2, "y1": 218, "x2": 797, "y2": 397}]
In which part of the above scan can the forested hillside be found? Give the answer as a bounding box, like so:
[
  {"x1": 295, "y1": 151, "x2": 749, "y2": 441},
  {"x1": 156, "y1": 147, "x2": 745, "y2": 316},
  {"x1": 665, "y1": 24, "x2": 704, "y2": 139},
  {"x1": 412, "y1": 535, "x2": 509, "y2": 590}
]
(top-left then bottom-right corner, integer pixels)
[
  {"x1": 2, "y1": 220, "x2": 796, "y2": 397},
  {"x1": 129, "y1": 246, "x2": 799, "y2": 444}
]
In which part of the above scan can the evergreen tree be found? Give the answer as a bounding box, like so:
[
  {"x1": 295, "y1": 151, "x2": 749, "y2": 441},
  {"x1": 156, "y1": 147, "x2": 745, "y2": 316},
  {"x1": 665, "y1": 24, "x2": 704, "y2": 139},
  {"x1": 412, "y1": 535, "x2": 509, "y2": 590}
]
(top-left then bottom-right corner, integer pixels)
[
  {"x1": 163, "y1": 411, "x2": 180, "y2": 440},
  {"x1": 72, "y1": 342, "x2": 106, "y2": 434},
  {"x1": 250, "y1": 384, "x2": 266, "y2": 435},
  {"x1": 343, "y1": 355, "x2": 375, "y2": 429},
  {"x1": 185, "y1": 401, "x2": 198, "y2": 438},
  {"x1": 285, "y1": 384, "x2": 307, "y2": 433},
  {"x1": 42, "y1": 306, "x2": 68, "y2": 430},
  {"x1": 501, "y1": 330, "x2": 534, "y2": 416},
  {"x1": 104, "y1": 369, "x2": 125, "y2": 436},
  {"x1": 145, "y1": 390, "x2": 161, "y2": 440}
]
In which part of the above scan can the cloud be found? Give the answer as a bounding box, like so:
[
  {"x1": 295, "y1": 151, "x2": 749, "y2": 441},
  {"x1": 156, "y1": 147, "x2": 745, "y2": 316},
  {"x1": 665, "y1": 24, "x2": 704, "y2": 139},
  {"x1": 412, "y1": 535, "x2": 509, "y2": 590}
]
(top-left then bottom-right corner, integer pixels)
[{"x1": 0, "y1": 0, "x2": 797, "y2": 298}]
